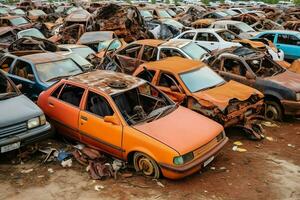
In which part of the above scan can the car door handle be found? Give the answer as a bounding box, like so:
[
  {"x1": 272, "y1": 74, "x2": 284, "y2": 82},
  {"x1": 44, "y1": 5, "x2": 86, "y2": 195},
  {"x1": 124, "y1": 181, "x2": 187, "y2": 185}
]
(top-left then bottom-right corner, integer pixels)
[
  {"x1": 81, "y1": 116, "x2": 88, "y2": 121},
  {"x1": 48, "y1": 102, "x2": 54, "y2": 107}
]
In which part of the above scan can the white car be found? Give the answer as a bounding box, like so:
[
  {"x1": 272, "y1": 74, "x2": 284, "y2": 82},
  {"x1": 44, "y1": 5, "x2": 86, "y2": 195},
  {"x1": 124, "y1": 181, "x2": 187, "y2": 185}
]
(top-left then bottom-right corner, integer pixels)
[
  {"x1": 172, "y1": 28, "x2": 241, "y2": 51},
  {"x1": 210, "y1": 20, "x2": 258, "y2": 39}
]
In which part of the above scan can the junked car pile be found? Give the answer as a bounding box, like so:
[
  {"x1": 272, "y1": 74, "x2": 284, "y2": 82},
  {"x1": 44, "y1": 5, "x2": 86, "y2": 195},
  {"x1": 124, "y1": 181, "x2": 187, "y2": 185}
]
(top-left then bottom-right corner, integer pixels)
[{"x1": 0, "y1": 0, "x2": 300, "y2": 181}]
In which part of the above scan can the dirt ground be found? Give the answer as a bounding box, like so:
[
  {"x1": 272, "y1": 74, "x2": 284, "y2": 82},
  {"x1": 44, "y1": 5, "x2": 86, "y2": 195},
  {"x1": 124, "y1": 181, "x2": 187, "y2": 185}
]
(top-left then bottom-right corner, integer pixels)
[{"x1": 0, "y1": 119, "x2": 299, "y2": 200}]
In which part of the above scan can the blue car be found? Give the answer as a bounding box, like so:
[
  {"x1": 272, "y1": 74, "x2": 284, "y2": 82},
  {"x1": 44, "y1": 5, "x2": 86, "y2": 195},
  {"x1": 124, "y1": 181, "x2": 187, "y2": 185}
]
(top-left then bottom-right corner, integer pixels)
[
  {"x1": 253, "y1": 30, "x2": 300, "y2": 60},
  {"x1": 0, "y1": 52, "x2": 84, "y2": 100}
]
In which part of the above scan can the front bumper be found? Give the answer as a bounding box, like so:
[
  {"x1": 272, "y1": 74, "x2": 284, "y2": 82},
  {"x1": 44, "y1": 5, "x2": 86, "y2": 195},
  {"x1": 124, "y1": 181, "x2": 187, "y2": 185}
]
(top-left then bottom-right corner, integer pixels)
[
  {"x1": 159, "y1": 137, "x2": 228, "y2": 179},
  {"x1": 281, "y1": 100, "x2": 300, "y2": 116},
  {"x1": 0, "y1": 122, "x2": 53, "y2": 153}
]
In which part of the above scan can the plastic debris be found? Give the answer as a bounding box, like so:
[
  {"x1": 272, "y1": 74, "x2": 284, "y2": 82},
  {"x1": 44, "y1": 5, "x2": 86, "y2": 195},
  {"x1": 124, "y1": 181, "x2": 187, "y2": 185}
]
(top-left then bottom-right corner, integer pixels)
[
  {"x1": 156, "y1": 181, "x2": 165, "y2": 188},
  {"x1": 48, "y1": 168, "x2": 54, "y2": 173},
  {"x1": 94, "y1": 185, "x2": 104, "y2": 191},
  {"x1": 288, "y1": 144, "x2": 296, "y2": 148},
  {"x1": 266, "y1": 136, "x2": 274, "y2": 141},
  {"x1": 61, "y1": 158, "x2": 72, "y2": 168},
  {"x1": 232, "y1": 146, "x2": 247, "y2": 152},
  {"x1": 20, "y1": 169, "x2": 33, "y2": 174},
  {"x1": 210, "y1": 167, "x2": 216, "y2": 170},
  {"x1": 233, "y1": 141, "x2": 243, "y2": 146},
  {"x1": 261, "y1": 121, "x2": 279, "y2": 127},
  {"x1": 57, "y1": 150, "x2": 72, "y2": 161}
]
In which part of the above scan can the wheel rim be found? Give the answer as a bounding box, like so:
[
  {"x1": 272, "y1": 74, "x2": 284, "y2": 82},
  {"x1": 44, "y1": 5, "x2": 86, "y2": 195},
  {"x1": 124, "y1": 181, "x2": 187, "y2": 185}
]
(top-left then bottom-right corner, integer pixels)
[
  {"x1": 138, "y1": 157, "x2": 154, "y2": 176},
  {"x1": 266, "y1": 104, "x2": 279, "y2": 120}
]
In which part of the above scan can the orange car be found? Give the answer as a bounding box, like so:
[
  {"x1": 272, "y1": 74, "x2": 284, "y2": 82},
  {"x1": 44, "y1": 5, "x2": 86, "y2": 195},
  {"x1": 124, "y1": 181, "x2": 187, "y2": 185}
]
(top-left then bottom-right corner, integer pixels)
[
  {"x1": 37, "y1": 70, "x2": 228, "y2": 179},
  {"x1": 133, "y1": 57, "x2": 264, "y2": 139}
]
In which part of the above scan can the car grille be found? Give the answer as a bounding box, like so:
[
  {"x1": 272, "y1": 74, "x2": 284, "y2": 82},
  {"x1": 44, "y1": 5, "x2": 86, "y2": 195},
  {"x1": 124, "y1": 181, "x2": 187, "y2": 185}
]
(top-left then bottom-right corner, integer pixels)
[
  {"x1": 0, "y1": 122, "x2": 27, "y2": 139},
  {"x1": 193, "y1": 132, "x2": 224, "y2": 158}
]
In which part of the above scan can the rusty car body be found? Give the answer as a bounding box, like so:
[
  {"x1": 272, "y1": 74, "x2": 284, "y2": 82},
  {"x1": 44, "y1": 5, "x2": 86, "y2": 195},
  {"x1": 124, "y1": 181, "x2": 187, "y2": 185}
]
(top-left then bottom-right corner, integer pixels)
[
  {"x1": 134, "y1": 57, "x2": 264, "y2": 139},
  {"x1": 208, "y1": 46, "x2": 300, "y2": 120},
  {"x1": 37, "y1": 70, "x2": 228, "y2": 179}
]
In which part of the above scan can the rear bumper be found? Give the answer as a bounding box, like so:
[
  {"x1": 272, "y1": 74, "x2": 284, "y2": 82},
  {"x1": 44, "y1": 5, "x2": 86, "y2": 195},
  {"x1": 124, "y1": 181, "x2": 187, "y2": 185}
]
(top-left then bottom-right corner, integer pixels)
[
  {"x1": 0, "y1": 122, "x2": 53, "y2": 152},
  {"x1": 159, "y1": 137, "x2": 228, "y2": 179},
  {"x1": 281, "y1": 100, "x2": 300, "y2": 116}
]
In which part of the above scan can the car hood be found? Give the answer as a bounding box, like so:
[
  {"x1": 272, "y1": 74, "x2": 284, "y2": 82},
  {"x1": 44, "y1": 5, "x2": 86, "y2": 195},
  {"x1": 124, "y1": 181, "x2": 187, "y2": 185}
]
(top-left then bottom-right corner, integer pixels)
[
  {"x1": 193, "y1": 81, "x2": 263, "y2": 111},
  {"x1": 266, "y1": 70, "x2": 300, "y2": 92},
  {"x1": 0, "y1": 94, "x2": 42, "y2": 127},
  {"x1": 133, "y1": 106, "x2": 223, "y2": 154}
]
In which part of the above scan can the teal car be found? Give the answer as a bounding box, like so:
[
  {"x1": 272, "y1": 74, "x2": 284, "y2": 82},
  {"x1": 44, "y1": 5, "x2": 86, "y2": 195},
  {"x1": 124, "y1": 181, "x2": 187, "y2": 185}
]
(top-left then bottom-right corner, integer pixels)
[{"x1": 254, "y1": 30, "x2": 300, "y2": 60}]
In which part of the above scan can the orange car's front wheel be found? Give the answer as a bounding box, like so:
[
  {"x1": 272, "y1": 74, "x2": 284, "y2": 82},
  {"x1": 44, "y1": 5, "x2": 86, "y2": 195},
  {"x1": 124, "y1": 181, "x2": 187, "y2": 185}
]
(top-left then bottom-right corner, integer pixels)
[{"x1": 133, "y1": 152, "x2": 160, "y2": 179}]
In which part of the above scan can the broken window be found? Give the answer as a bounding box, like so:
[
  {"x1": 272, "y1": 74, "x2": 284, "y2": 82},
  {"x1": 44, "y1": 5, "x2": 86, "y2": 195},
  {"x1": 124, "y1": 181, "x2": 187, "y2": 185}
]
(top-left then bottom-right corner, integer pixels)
[
  {"x1": 246, "y1": 57, "x2": 284, "y2": 77},
  {"x1": 0, "y1": 72, "x2": 17, "y2": 97},
  {"x1": 118, "y1": 44, "x2": 142, "y2": 59},
  {"x1": 142, "y1": 46, "x2": 157, "y2": 62},
  {"x1": 223, "y1": 59, "x2": 247, "y2": 76},
  {"x1": 136, "y1": 69, "x2": 156, "y2": 82},
  {"x1": 158, "y1": 73, "x2": 179, "y2": 88},
  {"x1": 277, "y1": 34, "x2": 300, "y2": 46},
  {"x1": 179, "y1": 32, "x2": 196, "y2": 40},
  {"x1": 196, "y1": 33, "x2": 218, "y2": 42},
  {"x1": 86, "y1": 92, "x2": 114, "y2": 118},
  {"x1": 259, "y1": 33, "x2": 275, "y2": 42},
  {"x1": 160, "y1": 48, "x2": 184, "y2": 59},
  {"x1": 112, "y1": 82, "x2": 173, "y2": 125},
  {"x1": 51, "y1": 84, "x2": 64, "y2": 98},
  {"x1": 59, "y1": 84, "x2": 85, "y2": 107},
  {"x1": 228, "y1": 25, "x2": 241, "y2": 35},
  {"x1": 12, "y1": 60, "x2": 35, "y2": 81},
  {"x1": 0, "y1": 56, "x2": 14, "y2": 72}
]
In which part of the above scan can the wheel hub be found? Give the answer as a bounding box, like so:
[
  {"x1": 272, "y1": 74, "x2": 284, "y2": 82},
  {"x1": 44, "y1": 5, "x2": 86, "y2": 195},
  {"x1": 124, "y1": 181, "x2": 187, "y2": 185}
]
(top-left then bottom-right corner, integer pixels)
[{"x1": 138, "y1": 158, "x2": 154, "y2": 176}]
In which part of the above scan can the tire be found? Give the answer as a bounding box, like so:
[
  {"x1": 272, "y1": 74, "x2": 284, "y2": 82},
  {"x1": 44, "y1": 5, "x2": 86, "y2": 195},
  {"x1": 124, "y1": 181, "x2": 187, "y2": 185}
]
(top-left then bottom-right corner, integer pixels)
[
  {"x1": 133, "y1": 152, "x2": 160, "y2": 179},
  {"x1": 265, "y1": 100, "x2": 283, "y2": 121}
]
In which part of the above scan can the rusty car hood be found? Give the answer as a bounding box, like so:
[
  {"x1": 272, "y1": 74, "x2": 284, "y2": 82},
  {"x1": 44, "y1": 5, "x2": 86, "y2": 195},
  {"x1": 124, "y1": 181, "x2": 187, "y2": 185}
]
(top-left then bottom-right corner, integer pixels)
[
  {"x1": 193, "y1": 81, "x2": 263, "y2": 111},
  {"x1": 133, "y1": 106, "x2": 223, "y2": 154},
  {"x1": 266, "y1": 70, "x2": 300, "y2": 92},
  {"x1": 286, "y1": 59, "x2": 300, "y2": 74}
]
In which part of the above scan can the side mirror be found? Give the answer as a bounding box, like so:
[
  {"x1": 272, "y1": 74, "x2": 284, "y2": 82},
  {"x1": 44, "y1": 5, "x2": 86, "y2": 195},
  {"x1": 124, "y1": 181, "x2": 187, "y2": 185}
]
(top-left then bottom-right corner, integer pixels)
[
  {"x1": 104, "y1": 114, "x2": 120, "y2": 126},
  {"x1": 170, "y1": 85, "x2": 180, "y2": 92},
  {"x1": 245, "y1": 71, "x2": 255, "y2": 79}
]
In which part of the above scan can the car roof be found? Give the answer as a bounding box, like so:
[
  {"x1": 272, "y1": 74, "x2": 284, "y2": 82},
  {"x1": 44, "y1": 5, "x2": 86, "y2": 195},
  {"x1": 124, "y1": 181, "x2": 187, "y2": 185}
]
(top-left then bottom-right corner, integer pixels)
[
  {"x1": 192, "y1": 28, "x2": 224, "y2": 33},
  {"x1": 0, "y1": 15, "x2": 22, "y2": 19},
  {"x1": 133, "y1": 39, "x2": 165, "y2": 47},
  {"x1": 212, "y1": 20, "x2": 242, "y2": 24},
  {"x1": 68, "y1": 70, "x2": 145, "y2": 95},
  {"x1": 142, "y1": 57, "x2": 205, "y2": 74},
  {"x1": 160, "y1": 40, "x2": 190, "y2": 48},
  {"x1": 21, "y1": 52, "x2": 67, "y2": 64},
  {"x1": 58, "y1": 44, "x2": 90, "y2": 49},
  {"x1": 259, "y1": 30, "x2": 300, "y2": 35},
  {"x1": 0, "y1": 26, "x2": 14, "y2": 35}
]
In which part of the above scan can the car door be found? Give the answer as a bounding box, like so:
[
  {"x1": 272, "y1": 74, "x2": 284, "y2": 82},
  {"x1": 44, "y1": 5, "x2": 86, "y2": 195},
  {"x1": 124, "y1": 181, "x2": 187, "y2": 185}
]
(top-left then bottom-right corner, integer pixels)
[
  {"x1": 156, "y1": 71, "x2": 186, "y2": 103},
  {"x1": 115, "y1": 44, "x2": 143, "y2": 74},
  {"x1": 8, "y1": 59, "x2": 39, "y2": 99},
  {"x1": 275, "y1": 33, "x2": 300, "y2": 60},
  {"x1": 195, "y1": 32, "x2": 220, "y2": 51},
  {"x1": 47, "y1": 83, "x2": 85, "y2": 141},
  {"x1": 218, "y1": 57, "x2": 256, "y2": 87},
  {"x1": 79, "y1": 90, "x2": 123, "y2": 158}
]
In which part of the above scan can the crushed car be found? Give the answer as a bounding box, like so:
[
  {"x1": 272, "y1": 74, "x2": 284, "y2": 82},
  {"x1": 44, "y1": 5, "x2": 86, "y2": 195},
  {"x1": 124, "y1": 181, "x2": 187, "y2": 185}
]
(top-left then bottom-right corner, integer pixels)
[
  {"x1": 37, "y1": 70, "x2": 228, "y2": 179},
  {"x1": 133, "y1": 57, "x2": 264, "y2": 139},
  {"x1": 208, "y1": 46, "x2": 300, "y2": 121}
]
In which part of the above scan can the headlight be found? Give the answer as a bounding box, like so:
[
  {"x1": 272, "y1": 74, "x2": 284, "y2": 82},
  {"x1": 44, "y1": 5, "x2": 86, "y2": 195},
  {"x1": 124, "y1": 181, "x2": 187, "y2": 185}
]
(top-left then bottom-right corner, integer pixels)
[
  {"x1": 296, "y1": 93, "x2": 300, "y2": 101},
  {"x1": 27, "y1": 117, "x2": 40, "y2": 129},
  {"x1": 27, "y1": 115, "x2": 46, "y2": 129},
  {"x1": 173, "y1": 152, "x2": 194, "y2": 165}
]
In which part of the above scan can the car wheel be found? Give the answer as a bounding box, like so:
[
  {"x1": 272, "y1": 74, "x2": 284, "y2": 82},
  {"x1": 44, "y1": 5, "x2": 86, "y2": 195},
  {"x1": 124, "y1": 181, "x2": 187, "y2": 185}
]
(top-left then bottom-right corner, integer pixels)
[
  {"x1": 133, "y1": 152, "x2": 160, "y2": 178},
  {"x1": 265, "y1": 101, "x2": 282, "y2": 121}
]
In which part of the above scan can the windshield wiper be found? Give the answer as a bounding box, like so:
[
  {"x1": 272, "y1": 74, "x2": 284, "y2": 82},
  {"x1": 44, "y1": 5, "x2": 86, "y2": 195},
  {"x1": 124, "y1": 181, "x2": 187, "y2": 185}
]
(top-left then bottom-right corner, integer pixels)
[{"x1": 148, "y1": 104, "x2": 176, "y2": 122}]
